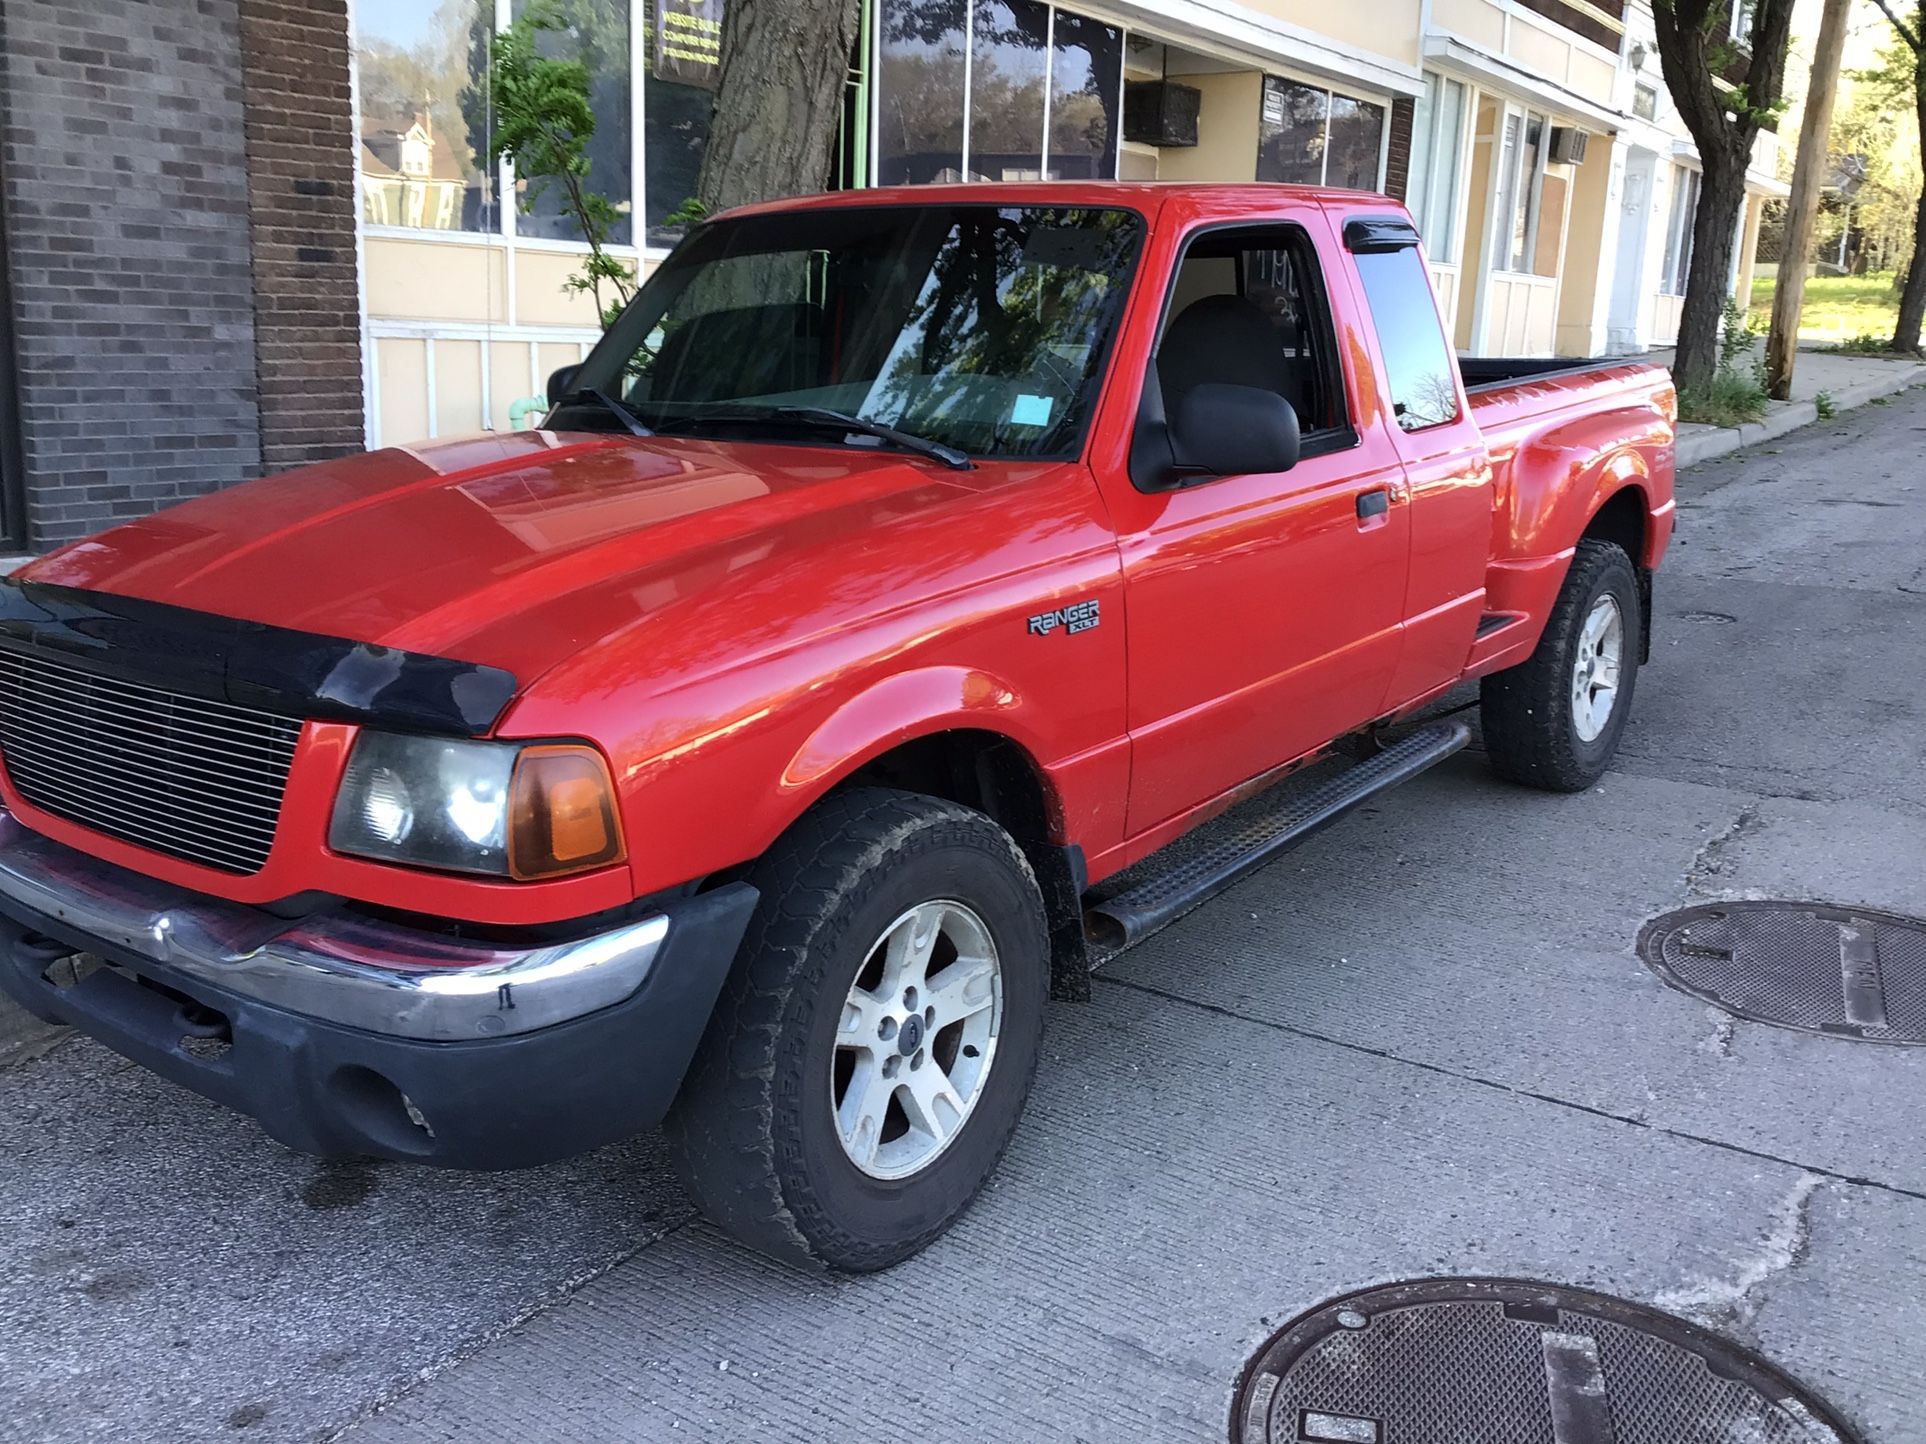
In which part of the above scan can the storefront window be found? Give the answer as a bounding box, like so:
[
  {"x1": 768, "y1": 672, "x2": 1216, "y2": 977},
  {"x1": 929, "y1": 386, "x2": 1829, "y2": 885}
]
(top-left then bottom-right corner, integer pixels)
[
  {"x1": 879, "y1": 0, "x2": 1119, "y2": 186},
  {"x1": 1493, "y1": 108, "x2": 1552, "y2": 276},
  {"x1": 1257, "y1": 78, "x2": 1385, "y2": 190},
  {"x1": 1257, "y1": 80, "x2": 1328, "y2": 185},
  {"x1": 1325, "y1": 94, "x2": 1385, "y2": 191},
  {"x1": 512, "y1": 0, "x2": 634, "y2": 246},
  {"x1": 355, "y1": 0, "x2": 498, "y2": 232},
  {"x1": 1047, "y1": 13, "x2": 1121, "y2": 180},
  {"x1": 1662, "y1": 166, "x2": 1700, "y2": 295},
  {"x1": 644, "y1": 0, "x2": 720, "y2": 244},
  {"x1": 880, "y1": 0, "x2": 969, "y2": 184}
]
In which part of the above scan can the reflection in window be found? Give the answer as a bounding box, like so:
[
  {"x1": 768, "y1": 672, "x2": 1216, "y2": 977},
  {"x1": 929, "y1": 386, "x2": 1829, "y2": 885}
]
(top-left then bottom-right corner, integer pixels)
[
  {"x1": 1352, "y1": 246, "x2": 1459, "y2": 432},
  {"x1": 1506, "y1": 115, "x2": 1546, "y2": 273},
  {"x1": 593, "y1": 205, "x2": 1143, "y2": 459},
  {"x1": 511, "y1": 0, "x2": 633, "y2": 246},
  {"x1": 355, "y1": 0, "x2": 497, "y2": 232},
  {"x1": 878, "y1": 0, "x2": 1119, "y2": 186},
  {"x1": 644, "y1": 0, "x2": 719, "y2": 244},
  {"x1": 1408, "y1": 72, "x2": 1467, "y2": 263},
  {"x1": 1325, "y1": 94, "x2": 1385, "y2": 191},
  {"x1": 969, "y1": 1, "x2": 1049, "y2": 180},
  {"x1": 1047, "y1": 13, "x2": 1121, "y2": 179},
  {"x1": 1661, "y1": 165, "x2": 1700, "y2": 296},
  {"x1": 880, "y1": 0, "x2": 969, "y2": 184},
  {"x1": 1257, "y1": 80, "x2": 1328, "y2": 186}
]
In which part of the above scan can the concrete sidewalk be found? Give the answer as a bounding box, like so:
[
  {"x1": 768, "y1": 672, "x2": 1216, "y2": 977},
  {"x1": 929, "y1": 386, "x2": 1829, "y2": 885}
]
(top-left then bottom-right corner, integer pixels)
[{"x1": 1660, "y1": 343, "x2": 1926, "y2": 468}]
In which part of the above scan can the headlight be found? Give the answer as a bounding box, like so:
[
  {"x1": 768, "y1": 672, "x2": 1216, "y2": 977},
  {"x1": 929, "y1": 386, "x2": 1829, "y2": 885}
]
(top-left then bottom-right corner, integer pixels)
[{"x1": 329, "y1": 732, "x2": 625, "y2": 880}]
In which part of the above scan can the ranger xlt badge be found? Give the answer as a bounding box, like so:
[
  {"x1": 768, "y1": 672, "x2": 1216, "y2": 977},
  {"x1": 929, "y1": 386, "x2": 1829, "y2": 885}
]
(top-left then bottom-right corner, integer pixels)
[{"x1": 1028, "y1": 600, "x2": 1100, "y2": 636}]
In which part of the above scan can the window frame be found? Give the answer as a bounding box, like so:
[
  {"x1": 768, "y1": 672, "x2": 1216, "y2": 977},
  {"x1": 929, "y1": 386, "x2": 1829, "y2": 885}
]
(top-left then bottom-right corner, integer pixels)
[
  {"x1": 1409, "y1": 71, "x2": 1468, "y2": 265},
  {"x1": 1139, "y1": 218, "x2": 1360, "y2": 492},
  {"x1": 1661, "y1": 164, "x2": 1700, "y2": 296},
  {"x1": 1492, "y1": 105, "x2": 1551, "y2": 278}
]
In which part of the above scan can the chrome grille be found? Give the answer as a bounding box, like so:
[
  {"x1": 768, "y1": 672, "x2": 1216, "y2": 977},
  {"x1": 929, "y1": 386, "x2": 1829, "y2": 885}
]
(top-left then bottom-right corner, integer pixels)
[{"x1": 0, "y1": 649, "x2": 303, "y2": 874}]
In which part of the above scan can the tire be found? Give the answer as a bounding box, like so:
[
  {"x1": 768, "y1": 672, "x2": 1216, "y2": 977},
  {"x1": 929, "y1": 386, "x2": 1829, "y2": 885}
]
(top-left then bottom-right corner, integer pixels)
[
  {"x1": 663, "y1": 788, "x2": 1050, "y2": 1272},
  {"x1": 1481, "y1": 539, "x2": 1642, "y2": 792}
]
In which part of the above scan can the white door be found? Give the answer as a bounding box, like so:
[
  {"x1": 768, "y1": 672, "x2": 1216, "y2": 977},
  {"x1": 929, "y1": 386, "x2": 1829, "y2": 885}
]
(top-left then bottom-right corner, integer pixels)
[{"x1": 1608, "y1": 150, "x2": 1656, "y2": 353}]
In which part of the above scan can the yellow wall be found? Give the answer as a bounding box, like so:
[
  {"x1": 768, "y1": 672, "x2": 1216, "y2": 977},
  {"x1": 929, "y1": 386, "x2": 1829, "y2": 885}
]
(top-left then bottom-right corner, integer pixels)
[
  {"x1": 1244, "y1": 0, "x2": 1423, "y2": 67},
  {"x1": 365, "y1": 237, "x2": 505, "y2": 323},
  {"x1": 1155, "y1": 71, "x2": 1264, "y2": 183},
  {"x1": 1431, "y1": 0, "x2": 1505, "y2": 50},
  {"x1": 515, "y1": 250, "x2": 605, "y2": 328}
]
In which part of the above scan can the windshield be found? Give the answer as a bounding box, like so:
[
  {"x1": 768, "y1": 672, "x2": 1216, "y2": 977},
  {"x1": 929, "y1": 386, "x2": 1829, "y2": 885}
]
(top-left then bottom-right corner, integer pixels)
[{"x1": 569, "y1": 203, "x2": 1145, "y2": 461}]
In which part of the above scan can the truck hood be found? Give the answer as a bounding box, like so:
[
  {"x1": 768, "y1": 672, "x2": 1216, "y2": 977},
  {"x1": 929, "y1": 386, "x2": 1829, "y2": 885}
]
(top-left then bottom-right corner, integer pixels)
[{"x1": 22, "y1": 430, "x2": 988, "y2": 693}]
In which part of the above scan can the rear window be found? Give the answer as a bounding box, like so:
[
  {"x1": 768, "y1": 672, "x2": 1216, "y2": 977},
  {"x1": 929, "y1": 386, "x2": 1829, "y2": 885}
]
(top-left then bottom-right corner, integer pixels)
[{"x1": 1352, "y1": 246, "x2": 1460, "y2": 432}]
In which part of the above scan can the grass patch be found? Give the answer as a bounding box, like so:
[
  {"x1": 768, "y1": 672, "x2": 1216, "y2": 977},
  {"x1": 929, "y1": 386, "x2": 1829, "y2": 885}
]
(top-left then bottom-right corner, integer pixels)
[
  {"x1": 1676, "y1": 370, "x2": 1770, "y2": 427},
  {"x1": 1748, "y1": 271, "x2": 1901, "y2": 344}
]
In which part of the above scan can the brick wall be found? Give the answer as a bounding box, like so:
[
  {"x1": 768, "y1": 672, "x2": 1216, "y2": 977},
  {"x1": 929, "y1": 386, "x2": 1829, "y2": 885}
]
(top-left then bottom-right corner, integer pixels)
[
  {"x1": 239, "y1": 0, "x2": 364, "y2": 471},
  {"x1": 1384, "y1": 95, "x2": 1415, "y2": 204},
  {"x1": 0, "y1": 0, "x2": 264, "y2": 547}
]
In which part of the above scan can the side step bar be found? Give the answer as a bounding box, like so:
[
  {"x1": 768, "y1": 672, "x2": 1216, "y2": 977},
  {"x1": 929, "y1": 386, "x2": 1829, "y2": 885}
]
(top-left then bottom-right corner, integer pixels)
[{"x1": 1085, "y1": 720, "x2": 1471, "y2": 950}]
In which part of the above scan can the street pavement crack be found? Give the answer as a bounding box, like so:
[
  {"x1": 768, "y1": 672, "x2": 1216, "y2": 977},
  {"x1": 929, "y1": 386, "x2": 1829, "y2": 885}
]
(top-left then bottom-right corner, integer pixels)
[
  {"x1": 1098, "y1": 976, "x2": 1926, "y2": 1206},
  {"x1": 1684, "y1": 801, "x2": 1763, "y2": 898},
  {"x1": 1654, "y1": 1173, "x2": 1823, "y2": 1331},
  {"x1": 321, "y1": 1209, "x2": 699, "y2": 1442}
]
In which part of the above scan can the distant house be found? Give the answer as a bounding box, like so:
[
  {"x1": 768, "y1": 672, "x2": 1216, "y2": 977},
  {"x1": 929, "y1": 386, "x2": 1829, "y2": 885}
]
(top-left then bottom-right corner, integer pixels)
[{"x1": 359, "y1": 116, "x2": 470, "y2": 230}]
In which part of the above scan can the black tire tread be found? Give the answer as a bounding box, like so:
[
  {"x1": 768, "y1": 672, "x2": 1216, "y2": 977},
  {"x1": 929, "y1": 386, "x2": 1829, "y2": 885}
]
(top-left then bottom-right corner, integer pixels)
[
  {"x1": 1480, "y1": 539, "x2": 1640, "y2": 792},
  {"x1": 663, "y1": 787, "x2": 1045, "y2": 1271}
]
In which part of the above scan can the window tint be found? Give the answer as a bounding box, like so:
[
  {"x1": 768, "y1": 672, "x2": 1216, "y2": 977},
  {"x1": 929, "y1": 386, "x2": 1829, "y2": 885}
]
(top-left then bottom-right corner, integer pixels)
[{"x1": 1352, "y1": 247, "x2": 1459, "y2": 433}]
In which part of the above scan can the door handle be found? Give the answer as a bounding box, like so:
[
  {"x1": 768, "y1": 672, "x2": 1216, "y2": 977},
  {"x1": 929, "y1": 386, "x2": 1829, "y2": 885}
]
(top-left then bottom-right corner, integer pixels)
[{"x1": 1356, "y1": 488, "x2": 1391, "y2": 520}]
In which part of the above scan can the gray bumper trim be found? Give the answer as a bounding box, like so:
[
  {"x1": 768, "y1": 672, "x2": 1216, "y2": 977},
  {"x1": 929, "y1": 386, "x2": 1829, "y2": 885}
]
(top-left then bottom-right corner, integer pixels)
[{"x1": 0, "y1": 808, "x2": 665, "y2": 1041}]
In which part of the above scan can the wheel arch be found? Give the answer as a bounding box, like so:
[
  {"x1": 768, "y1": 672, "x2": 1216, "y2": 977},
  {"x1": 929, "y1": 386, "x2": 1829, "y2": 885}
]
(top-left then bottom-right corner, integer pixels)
[{"x1": 779, "y1": 673, "x2": 1090, "y2": 999}]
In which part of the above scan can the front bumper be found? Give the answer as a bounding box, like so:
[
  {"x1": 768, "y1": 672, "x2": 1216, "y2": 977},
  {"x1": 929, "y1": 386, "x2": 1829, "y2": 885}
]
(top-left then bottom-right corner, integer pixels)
[{"x1": 0, "y1": 807, "x2": 756, "y2": 1168}]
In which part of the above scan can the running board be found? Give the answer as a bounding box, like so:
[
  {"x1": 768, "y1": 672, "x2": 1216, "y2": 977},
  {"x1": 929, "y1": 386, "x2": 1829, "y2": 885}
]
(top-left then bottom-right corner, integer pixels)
[{"x1": 1085, "y1": 720, "x2": 1471, "y2": 951}]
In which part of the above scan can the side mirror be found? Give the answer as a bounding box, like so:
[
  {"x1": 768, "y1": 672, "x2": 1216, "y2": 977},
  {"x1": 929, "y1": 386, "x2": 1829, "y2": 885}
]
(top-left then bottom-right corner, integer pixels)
[
  {"x1": 546, "y1": 364, "x2": 582, "y2": 406},
  {"x1": 1170, "y1": 383, "x2": 1301, "y2": 478}
]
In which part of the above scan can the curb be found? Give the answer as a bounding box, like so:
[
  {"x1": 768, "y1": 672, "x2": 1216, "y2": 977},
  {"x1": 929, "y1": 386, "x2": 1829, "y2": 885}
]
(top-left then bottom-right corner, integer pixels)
[{"x1": 1676, "y1": 363, "x2": 1926, "y2": 468}]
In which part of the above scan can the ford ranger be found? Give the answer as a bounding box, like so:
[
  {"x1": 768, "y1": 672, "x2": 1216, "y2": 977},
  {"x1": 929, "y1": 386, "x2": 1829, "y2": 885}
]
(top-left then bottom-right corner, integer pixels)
[{"x1": 0, "y1": 184, "x2": 1674, "y2": 1271}]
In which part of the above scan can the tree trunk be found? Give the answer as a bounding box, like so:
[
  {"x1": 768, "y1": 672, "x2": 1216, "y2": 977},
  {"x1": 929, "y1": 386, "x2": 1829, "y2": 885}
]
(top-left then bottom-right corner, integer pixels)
[
  {"x1": 697, "y1": 0, "x2": 864, "y2": 214},
  {"x1": 1894, "y1": 56, "x2": 1926, "y2": 353},
  {"x1": 1672, "y1": 149, "x2": 1749, "y2": 391}
]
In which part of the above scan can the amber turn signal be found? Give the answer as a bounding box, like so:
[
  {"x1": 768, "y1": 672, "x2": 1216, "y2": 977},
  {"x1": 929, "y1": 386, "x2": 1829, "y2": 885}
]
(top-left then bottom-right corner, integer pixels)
[{"x1": 506, "y1": 745, "x2": 626, "y2": 881}]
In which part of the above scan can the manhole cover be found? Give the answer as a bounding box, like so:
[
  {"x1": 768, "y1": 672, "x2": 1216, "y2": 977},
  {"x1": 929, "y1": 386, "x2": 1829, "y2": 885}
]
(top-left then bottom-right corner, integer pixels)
[
  {"x1": 1637, "y1": 901, "x2": 1926, "y2": 1044},
  {"x1": 1233, "y1": 1278, "x2": 1858, "y2": 1444}
]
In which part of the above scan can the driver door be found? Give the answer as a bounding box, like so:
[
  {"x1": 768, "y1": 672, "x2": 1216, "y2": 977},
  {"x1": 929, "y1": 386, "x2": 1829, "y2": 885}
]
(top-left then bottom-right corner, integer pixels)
[{"x1": 1096, "y1": 217, "x2": 1412, "y2": 838}]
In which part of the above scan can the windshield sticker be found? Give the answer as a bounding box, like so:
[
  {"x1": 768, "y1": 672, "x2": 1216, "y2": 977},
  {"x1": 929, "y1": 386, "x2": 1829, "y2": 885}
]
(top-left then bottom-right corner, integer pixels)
[{"x1": 1011, "y1": 393, "x2": 1055, "y2": 428}]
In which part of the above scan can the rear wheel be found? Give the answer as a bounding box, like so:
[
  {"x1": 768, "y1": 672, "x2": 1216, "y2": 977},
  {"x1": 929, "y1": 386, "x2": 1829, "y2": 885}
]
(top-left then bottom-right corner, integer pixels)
[
  {"x1": 664, "y1": 788, "x2": 1049, "y2": 1272},
  {"x1": 1481, "y1": 539, "x2": 1642, "y2": 792}
]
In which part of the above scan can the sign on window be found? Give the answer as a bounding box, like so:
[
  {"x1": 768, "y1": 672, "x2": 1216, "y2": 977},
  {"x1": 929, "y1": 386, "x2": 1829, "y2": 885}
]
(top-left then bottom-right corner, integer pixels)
[{"x1": 655, "y1": 0, "x2": 723, "y2": 90}]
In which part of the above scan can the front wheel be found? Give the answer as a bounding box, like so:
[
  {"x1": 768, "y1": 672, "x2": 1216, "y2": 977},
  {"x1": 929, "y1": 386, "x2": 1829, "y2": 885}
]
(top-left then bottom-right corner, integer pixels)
[
  {"x1": 664, "y1": 788, "x2": 1049, "y2": 1272},
  {"x1": 1481, "y1": 539, "x2": 1642, "y2": 792}
]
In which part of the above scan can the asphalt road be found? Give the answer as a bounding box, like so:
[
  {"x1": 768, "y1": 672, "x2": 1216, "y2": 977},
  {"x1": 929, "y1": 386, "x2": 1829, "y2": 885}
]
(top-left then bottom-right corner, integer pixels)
[{"x1": 2, "y1": 389, "x2": 1923, "y2": 1443}]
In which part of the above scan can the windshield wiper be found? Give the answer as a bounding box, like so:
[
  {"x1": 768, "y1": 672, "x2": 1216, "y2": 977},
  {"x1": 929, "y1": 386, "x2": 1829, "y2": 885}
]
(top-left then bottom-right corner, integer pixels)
[
  {"x1": 560, "y1": 387, "x2": 652, "y2": 437},
  {"x1": 657, "y1": 404, "x2": 972, "y2": 470}
]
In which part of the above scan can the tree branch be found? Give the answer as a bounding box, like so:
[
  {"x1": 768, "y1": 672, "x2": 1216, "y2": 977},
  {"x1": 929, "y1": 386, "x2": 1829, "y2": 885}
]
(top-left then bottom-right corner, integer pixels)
[{"x1": 1869, "y1": 0, "x2": 1923, "y2": 55}]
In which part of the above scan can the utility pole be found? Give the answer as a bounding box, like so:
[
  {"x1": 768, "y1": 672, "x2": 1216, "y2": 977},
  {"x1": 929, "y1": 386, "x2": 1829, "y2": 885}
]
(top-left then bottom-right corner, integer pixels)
[{"x1": 1766, "y1": 0, "x2": 1856, "y2": 399}]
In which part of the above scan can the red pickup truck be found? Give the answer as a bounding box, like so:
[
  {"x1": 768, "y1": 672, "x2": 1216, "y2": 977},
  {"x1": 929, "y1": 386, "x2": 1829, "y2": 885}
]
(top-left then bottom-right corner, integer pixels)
[{"x1": 0, "y1": 183, "x2": 1673, "y2": 1271}]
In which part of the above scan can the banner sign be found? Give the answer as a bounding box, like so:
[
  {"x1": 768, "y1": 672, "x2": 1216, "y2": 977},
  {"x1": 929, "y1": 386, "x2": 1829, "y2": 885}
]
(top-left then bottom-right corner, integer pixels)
[{"x1": 655, "y1": 0, "x2": 723, "y2": 91}]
